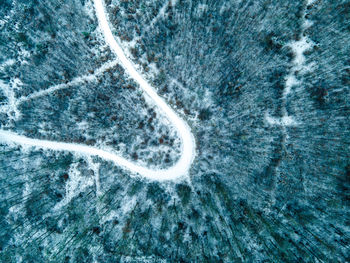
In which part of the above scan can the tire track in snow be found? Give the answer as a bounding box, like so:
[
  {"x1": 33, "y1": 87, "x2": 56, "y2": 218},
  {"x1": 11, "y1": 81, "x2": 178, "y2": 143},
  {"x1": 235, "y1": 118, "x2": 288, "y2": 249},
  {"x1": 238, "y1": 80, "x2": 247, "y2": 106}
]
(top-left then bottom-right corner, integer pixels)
[{"x1": 0, "y1": 0, "x2": 196, "y2": 181}]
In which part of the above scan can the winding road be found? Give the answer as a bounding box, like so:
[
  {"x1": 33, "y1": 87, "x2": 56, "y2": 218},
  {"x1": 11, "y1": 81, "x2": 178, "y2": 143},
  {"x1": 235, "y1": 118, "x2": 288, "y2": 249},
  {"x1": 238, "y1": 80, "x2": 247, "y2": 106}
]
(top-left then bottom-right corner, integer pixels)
[{"x1": 0, "y1": 0, "x2": 196, "y2": 181}]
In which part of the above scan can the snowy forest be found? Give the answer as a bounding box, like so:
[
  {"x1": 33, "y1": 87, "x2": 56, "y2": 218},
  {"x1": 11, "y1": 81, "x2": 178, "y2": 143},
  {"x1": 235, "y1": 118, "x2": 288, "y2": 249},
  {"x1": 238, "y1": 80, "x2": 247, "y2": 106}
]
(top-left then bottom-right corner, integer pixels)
[{"x1": 0, "y1": 0, "x2": 349, "y2": 262}]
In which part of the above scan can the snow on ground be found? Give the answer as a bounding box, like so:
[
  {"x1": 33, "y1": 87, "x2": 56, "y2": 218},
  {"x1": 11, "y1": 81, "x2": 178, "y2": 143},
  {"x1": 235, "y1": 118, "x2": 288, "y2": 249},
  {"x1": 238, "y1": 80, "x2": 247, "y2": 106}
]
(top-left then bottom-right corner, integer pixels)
[
  {"x1": 51, "y1": 161, "x2": 94, "y2": 213},
  {"x1": 86, "y1": 156, "x2": 101, "y2": 197},
  {"x1": 18, "y1": 59, "x2": 120, "y2": 104},
  {"x1": 266, "y1": 1, "x2": 315, "y2": 127},
  {"x1": 266, "y1": 113, "x2": 298, "y2": 126},
  {"x1": 0, "y1": 78, "x2": 21, "y2": 120},
  {"x1": 0, "y1": 0, "x2": 196, "y2": 182}
]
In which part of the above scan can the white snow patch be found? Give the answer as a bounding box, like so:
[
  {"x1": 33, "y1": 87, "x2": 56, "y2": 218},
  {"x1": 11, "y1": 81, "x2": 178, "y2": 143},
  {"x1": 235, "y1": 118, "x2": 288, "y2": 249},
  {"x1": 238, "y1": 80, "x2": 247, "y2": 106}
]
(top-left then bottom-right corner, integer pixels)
[
  {"x1": 52, "y1": 162, "x2": 94, "y2": 212},
  {"x1": 288, "y1": 36, "x2": 314, "y2": 68},
  {"x1": 303, "y1": 19, "x2": 314, "y2": 29},
  {"x1": 83, "y1": 0, "x2": 96, "y2": 20},
  {"x1": 0, "y1": 78, "x2": 21, "y2": 120},
  {"x1": 76, "y1": 120, "x2": 89, "y2": 131},
  {"x1": 281, "y1": 115, "x2": 298, "y2": 126},
  {"x1": 284, "y1": 74, "x2": 300, "y2": 97},
  {"x1": 18, "y1": 48, "x2": 30, "y2": 65},
  {"x1": 266, "y1": 115, "x2": 280, "y2": 125},
  {"x1": 100, "y1": 196, "x2": 137, "y2": 225},
  {"x1": 266, "y1": 114, "x2": 298, "y2": 126},
  {"x1": 307, "y1": 0, "x2": 317, "y2": 5},
  {"x1": 0, "y1": 58, "x2": 16, "y2": 70},
  {"x1": 87, "y1": 156, "x2": 102, "y2": 197},
  {"x1": 196, "y1": 4, "x2": 208, "y2": 17},
  {"x1": 219, "y1": 3, "x2": 229, "y2": 15}
]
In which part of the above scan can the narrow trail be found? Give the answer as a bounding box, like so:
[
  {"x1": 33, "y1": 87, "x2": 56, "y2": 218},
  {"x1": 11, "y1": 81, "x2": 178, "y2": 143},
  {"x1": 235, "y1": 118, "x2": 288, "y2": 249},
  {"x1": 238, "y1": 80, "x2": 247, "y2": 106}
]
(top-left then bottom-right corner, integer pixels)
[
  {"x1": 0, "y1": 0, "x2": 196, "y2": 181},
  {"x1": 266, "y1": 0, "x2": 315, "y2": 127}
]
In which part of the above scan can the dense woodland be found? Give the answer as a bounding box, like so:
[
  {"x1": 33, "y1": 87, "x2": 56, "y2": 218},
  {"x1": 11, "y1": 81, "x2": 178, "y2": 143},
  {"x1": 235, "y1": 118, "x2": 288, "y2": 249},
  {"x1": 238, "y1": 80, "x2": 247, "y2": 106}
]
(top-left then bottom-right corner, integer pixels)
[{"x1": 0, "y1": 0, "x2": 349, "y2": 262}]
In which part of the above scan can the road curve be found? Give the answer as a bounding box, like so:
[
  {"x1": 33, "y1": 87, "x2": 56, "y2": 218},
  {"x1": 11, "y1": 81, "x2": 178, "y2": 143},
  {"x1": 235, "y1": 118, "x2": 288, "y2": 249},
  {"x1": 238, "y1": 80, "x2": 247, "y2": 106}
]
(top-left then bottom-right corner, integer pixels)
[{"x1": 0, "y1": 0, "x2": 196, "y2": 181}]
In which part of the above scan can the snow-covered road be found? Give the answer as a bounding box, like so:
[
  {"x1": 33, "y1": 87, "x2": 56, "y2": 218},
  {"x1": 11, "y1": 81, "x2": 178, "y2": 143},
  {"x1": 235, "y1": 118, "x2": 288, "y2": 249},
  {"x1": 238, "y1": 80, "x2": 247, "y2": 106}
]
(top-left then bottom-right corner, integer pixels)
[{"x1": 0, "y1": 0, "x2": 196, "y2": 181}]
